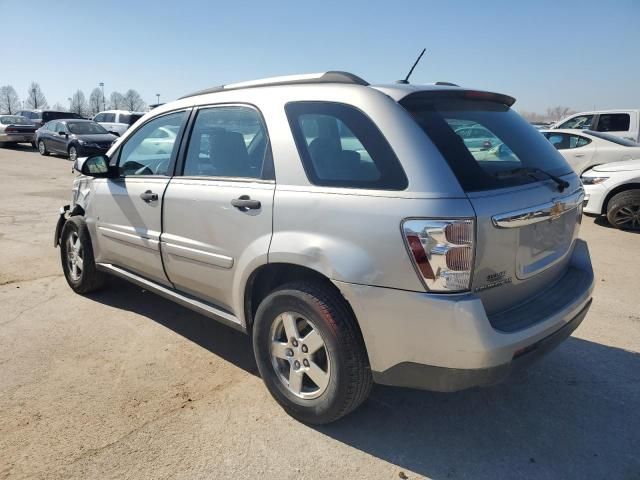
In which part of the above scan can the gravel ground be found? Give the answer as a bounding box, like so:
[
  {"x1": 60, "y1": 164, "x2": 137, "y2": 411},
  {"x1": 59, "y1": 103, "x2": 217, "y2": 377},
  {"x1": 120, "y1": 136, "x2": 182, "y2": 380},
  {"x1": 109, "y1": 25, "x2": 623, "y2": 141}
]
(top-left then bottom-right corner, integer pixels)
[{"x1": 0, "y1": 145, "x2": 638, "y2": 480}]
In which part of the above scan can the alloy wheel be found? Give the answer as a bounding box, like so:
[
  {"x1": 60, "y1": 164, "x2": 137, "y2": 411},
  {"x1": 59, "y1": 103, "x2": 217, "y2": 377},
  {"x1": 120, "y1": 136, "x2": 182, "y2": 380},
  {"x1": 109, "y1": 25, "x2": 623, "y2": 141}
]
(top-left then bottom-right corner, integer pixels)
[
  {"x1": 66, "y1": 232, "x2": 84, "y2": 281},
  {"x1": 612, "y1": 205, "x2": 640, "y2": 230},
  {"x1": 69, "y1": 146, "x2": 77, "y2": 162},
  {"x1": 38, "y1": 141, "x2": 45, "y2": 155},
  {"x1": 269, "y1": 312, "x2": 331, "y2": 399}
]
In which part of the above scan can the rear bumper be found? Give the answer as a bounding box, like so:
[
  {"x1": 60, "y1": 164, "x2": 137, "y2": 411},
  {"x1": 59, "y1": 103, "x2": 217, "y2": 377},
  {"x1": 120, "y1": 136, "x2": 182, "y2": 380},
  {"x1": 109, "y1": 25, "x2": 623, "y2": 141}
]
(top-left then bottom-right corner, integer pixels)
[
  {"x1": 334, "y1": 239, "x2": 594, "y2": 392},
  {"x1": 582, "y1": 184, "x2": 607, "y2": 215},
  {"x1": 0, "y1": 132, "x2": 35, "y2": 143}
]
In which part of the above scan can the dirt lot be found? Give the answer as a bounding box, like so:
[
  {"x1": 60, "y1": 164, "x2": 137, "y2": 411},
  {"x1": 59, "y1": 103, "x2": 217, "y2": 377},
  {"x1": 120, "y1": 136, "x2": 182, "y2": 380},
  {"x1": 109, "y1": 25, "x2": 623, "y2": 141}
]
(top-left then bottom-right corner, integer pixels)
[{"x1": 0, "y1": 145, "x2": 638, "y2": 480}]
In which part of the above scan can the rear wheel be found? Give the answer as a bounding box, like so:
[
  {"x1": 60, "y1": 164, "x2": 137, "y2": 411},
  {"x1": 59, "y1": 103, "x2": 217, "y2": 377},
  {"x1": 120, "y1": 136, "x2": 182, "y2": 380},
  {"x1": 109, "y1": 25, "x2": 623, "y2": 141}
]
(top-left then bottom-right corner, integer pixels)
[
  {"x1": 252, "y1": 281, "x2": 372, "y2": 424},
  {"x1": 38, "y1": 140, "x2": 50, "y2": 156},
  {"x1": 60, "y1": 216, "x2": 106, "y2": 293},
  {"x1": 606, "y1": 190, "x2": 640, "y2": 231}
]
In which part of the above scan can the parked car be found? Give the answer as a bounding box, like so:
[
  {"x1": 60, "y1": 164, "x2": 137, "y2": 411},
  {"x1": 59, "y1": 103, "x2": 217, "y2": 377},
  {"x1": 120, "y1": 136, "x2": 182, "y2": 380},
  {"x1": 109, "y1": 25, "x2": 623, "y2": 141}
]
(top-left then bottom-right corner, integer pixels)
[
  {"x1": 453, "y1": 124, "x2": 497, "y2": 150},
  {"x1": 93, "y1": 110, "x2": 145, "y2": 136},
  {"x1": 36, "y1": 119, "x2": 117, "y2": 161},
  {"x1": 581, "y1": 160, "x2": 640, "y2": 231},
  {"x1": 54, "y1": 72, "x2": 594, "y2": 424},
  {"x1": 541, "y1": 129, "x2": 640, "y2": 173},
  {"x1": 0, "y1": 115, "x2": 37, "y2": 147},
  {"x1": 16, "y1": 109, "x2": 83, "y2": 129},
  {"x1": 551, "y1": 109, "x2": 640, "y2": 142}
]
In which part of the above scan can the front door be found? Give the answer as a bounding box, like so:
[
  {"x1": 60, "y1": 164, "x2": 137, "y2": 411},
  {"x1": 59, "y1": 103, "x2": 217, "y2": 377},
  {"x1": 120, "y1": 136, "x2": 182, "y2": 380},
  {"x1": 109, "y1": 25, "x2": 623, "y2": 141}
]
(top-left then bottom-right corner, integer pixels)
[
  {"x1": 90, "y1": 110, "x2": 188, "y2": 285},
  {"x1": 161, "y1": 105, "x2": 274, "y2": 314}
]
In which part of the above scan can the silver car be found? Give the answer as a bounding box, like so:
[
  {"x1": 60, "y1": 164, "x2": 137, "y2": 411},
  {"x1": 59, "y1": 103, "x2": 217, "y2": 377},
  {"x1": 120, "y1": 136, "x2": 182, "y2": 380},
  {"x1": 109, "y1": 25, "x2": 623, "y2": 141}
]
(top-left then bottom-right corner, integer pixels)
[
  {"x1": 0, "y1": 115, "x2": 37, "y2": 146},
  {"x1": 54, "y1": 72, "x2": 594, "y2": 424}
]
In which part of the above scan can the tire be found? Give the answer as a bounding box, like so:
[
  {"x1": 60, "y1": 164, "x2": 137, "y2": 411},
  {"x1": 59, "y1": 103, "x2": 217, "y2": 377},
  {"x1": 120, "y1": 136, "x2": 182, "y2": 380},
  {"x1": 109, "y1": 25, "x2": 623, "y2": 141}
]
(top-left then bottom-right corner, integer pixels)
[
  {"x1": 606, "y1": 190, "x2": 640, "y2": 231},
  {"x1": 252, "y1": 281, "x2": 372, "y2": 424},
  {"x1": 68, "y1": 145, "x2": 78, "y2": 162},
  {"x1": 38, "y1": 140, "x2": 50, "y2": 156},
  {"x1": 60, "y1": 216, "x2": 106, "y2": 293}
]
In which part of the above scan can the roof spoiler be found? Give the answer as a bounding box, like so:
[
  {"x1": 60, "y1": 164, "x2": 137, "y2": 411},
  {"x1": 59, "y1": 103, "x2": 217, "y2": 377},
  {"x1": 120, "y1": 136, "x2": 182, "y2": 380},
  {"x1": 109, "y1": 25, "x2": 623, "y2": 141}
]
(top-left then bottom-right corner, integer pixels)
[
  {"x1": 400, "y1": 89, "x2": 516, "y2": 107},
  {"x1": 179, "y1": 71, "x2": 369, "y2": 99}
]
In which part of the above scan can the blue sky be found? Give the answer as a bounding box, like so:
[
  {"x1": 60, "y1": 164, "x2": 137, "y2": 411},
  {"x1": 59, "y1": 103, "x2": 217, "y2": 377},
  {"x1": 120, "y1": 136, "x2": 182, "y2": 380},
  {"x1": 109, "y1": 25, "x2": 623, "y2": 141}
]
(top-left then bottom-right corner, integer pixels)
[{"x1": 2, "y1": 0, "x2": 639, "y2": 113}]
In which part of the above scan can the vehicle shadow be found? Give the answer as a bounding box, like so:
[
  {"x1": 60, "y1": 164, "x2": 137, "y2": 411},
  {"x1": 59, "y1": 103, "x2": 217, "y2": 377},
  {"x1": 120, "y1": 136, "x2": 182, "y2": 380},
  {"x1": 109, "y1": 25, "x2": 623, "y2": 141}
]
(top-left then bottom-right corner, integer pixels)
[
  {"x1": 593, "y1": 214, "x2": 640, "y2": 234},
  {"x1": 87, "y1": 278, "x2": 639, "y2": 479},
  {"x1": 87, "y1": 277, "x2": 259, "y2": 376}
]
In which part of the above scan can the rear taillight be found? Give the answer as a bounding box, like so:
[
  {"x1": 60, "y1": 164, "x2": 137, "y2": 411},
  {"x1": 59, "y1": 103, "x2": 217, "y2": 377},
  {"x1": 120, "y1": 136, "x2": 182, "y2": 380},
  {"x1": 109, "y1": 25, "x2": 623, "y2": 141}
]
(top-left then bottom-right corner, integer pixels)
[
  {"x1": 5, "y1": 127, "x2": 18, "y2": 133},
  {"x1": 402, "y1": 219, "x2": 475, "y2": 292}
]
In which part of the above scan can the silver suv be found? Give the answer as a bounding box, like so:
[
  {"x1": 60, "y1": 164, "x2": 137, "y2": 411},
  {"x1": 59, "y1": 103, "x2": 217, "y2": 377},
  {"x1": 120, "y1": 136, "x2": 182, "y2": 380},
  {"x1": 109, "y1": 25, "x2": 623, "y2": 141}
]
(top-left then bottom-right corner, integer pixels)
[{"x1": 55, "y1": 72, "x2": 594, "y2": 424}]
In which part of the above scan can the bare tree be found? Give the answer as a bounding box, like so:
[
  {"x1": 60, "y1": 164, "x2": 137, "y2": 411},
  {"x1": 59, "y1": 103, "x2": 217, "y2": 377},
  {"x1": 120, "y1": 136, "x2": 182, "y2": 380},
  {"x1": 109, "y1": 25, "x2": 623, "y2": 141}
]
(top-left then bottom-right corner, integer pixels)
[
  {"x1": 25, "y1": 82, "x2": 48, "y2": 109},
  {"x1": 109, "y1": 91, "x2": 125, "y2": 110},
  {"x1": 69, "y1": 90, "x2": 89, "y2": 117},
  {"x1": 89, "y1": 88, "x2": 103, "y2": 115},
  {"x1": 0, "y1": 85, "x2": 20, "y2": 114},
  {"x1": 51, "y1": 102, "x2": 67, "y2": 112},
  {"x1": 122, "y1": 89, "x2": 146, "y2": 111},
  {"x1": 545, "y1": 106, "x2": 575, "y2": 121}
]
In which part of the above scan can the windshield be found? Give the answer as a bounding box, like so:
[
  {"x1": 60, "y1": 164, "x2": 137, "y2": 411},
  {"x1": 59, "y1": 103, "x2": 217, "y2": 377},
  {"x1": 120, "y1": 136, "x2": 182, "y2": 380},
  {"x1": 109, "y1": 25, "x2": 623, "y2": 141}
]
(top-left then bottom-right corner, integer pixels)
[
  {"x1": 402, "y1": 96, "x2": 572, "y2": 191},
  {"x1": 1, "y1": 116, "x2": 33, "y2": 125},
  {"x1": 584, "y1": 130, "x2": 639, "y2": 146},
  {"x1": 67, "y1": 122, "x2": 109, "y2": 135}
]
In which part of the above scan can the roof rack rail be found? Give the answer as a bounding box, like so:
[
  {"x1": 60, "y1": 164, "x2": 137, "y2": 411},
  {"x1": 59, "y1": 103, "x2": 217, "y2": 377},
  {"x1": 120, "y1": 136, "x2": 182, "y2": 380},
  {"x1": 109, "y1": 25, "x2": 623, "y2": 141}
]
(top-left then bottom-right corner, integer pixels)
[{"x1": 179, "y1": 71, "x2": 368, "y2": 99}]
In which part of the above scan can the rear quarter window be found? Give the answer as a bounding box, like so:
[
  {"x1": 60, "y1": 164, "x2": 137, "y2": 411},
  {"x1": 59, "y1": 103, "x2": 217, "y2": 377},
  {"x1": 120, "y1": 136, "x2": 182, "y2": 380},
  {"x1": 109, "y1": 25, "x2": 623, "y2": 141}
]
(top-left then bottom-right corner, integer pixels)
[{"x1": 285, "y1": 102, "x2": 407, "y2": 190}]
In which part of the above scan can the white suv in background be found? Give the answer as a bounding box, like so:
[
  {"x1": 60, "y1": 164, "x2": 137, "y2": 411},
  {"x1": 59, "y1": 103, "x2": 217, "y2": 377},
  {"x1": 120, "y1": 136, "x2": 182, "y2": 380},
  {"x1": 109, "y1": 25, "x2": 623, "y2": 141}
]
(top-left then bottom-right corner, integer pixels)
[
  {"x1": 551, "y1": 109, "x2": 640, "y2": 142},
  {"x1": 93, "y1": 110, "x2": 145, "y2": 136}
]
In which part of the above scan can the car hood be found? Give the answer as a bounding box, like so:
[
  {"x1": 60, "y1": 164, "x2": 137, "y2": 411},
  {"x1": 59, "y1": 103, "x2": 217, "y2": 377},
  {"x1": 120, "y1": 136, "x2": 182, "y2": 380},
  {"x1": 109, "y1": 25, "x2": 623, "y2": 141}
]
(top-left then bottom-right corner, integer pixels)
[
  {"x1": 592, "y1": 160, "x2": 640, "y2": 173},
  {"x1": 73, "y1": 133, "x2": 117, "y2": 142}
]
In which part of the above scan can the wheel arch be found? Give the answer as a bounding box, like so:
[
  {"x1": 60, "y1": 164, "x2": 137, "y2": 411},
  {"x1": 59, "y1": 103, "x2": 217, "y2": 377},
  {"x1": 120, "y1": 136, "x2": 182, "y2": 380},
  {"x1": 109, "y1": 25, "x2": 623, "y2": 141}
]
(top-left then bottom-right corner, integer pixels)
[{"x1": 601, "y1": 183, "x2": 640, "y2": 214}]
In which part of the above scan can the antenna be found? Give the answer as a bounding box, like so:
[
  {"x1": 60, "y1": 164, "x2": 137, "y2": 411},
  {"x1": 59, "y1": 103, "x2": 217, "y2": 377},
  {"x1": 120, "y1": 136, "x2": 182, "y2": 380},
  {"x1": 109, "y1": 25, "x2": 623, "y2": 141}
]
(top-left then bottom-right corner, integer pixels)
[{"x1": 397, "y1": 48, "x2": 426, "y2": 84}]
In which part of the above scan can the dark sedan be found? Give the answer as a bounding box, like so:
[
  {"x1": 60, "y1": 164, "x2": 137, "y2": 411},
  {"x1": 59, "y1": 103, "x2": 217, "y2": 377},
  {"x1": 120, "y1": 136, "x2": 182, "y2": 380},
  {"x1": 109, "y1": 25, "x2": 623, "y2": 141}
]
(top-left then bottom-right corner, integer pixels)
[{"x1": 35, "y1": 119, "x2": 118, "y2": 161}]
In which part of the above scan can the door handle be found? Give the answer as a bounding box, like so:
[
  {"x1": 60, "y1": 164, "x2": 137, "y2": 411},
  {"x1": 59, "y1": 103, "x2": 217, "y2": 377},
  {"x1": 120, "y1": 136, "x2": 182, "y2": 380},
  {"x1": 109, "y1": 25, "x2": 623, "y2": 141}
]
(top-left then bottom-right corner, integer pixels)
[
  {"x1": 574, "y1": 153, "x2": 585, "y2": 157},
  {"x1": 231, "y1": 195, "x2": 261, "y2": 211},
  {"x1": 140, "y1": 190, "x2": 158, "y2": 202}
]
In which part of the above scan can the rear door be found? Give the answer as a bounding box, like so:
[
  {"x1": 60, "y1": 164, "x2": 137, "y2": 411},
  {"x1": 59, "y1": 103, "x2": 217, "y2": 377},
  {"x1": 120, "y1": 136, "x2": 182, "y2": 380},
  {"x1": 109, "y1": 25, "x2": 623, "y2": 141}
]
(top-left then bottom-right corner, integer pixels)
[
  {"x1": 402, "y1": 94, "x2": 582, "y2": 316},
  {"x1": 161, "y1": 105, "x2": 274, "y2": 313},
  {"x1": 90, "y1": 110, "x2": 189, "y2": 285}
]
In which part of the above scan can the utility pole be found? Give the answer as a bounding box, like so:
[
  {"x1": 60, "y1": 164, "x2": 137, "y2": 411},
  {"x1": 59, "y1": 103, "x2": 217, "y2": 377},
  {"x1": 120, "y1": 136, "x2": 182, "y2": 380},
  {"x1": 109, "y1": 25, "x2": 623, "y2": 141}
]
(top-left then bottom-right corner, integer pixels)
[
  {"x1": 156, "y1": 93, "x2": 160, "y2": 105},
  {"x1": 99, "y1": 82, "x2": 106, "y2": 110},
  {"x1": 32, "y1": 87, "x2": 37, "y2": 109}
]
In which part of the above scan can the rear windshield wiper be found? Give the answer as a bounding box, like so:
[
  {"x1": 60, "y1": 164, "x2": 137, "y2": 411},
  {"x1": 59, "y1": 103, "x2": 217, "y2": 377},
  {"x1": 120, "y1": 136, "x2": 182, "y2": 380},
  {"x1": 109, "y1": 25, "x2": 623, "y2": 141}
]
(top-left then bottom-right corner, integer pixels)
[{"x1": 495, "y1": 167, "x2": 570, "y2": 192}]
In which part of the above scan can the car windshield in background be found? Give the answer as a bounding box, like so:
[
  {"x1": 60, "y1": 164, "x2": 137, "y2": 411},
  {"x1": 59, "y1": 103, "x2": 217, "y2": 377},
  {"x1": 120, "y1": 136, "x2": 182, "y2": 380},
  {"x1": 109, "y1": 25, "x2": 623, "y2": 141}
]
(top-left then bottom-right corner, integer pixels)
[
  {"x1": 67, "y1": 122, "x2": 109, "y2": 135},
  {"x1": 1, "y1": 116, "x2": 33, "y2": 125},
  {"x1": 585, "y1": 130, "x2": 639, "y2": 146},
  {"x1": 43, "y1": 111, "x2": 82, "y2": 122},
  {"x1": 121, "y1": 114, "x2": 144, "y2": 125},
  {"x1": 401, "y1": 97, "x2": 572, "y2": 191}
]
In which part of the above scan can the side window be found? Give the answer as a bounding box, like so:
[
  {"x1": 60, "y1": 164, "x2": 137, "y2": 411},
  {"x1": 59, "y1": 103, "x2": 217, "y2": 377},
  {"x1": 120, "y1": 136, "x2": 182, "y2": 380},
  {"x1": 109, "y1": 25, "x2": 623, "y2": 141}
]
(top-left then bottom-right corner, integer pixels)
[
  {"x1": 182, "y1": 106, "x2": 268, "y2": 179},
  {"x1": 558, "y1": 115, "x2": 593, "y2": 129},
  {"x1": 118, "y1": 113, "x2": 130, "y2": 124},
  {"x1": 546, "y1": 133, "x2": 570, "y2": 150},
  {"x1": 285, "y1": 102, "x2": 407, "y2": 190},
  {"x1": 570, "y1": 135, "x2": 591, "y2": 148},
  {"x1": 94, "y1": 113, "x2": 105, "y2": 122},
  {"x1": 48, "y1": 121, "x2": 58, "y2": 132},
  {"x1": 596, "y1": 114, "x2": 630, "y2": 132},
  {"x1": 117, "y1": 111, "x2": 186, "y2": 176}
]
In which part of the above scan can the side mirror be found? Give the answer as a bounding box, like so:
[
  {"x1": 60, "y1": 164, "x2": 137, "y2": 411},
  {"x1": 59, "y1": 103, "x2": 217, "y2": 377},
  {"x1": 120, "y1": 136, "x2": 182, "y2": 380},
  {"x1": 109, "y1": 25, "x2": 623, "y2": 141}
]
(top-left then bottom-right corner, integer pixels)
[
  {"x1": 76, "y1": 154, "x2": 116, "y2": 178},
  {"x1": 58, "y1": 131, "x2": 67, "y2": 137}
]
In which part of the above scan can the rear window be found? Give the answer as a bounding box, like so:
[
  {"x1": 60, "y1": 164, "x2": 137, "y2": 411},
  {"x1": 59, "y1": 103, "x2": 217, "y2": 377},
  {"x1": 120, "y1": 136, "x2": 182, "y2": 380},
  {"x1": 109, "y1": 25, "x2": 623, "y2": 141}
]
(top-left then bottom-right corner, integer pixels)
[
  {"x1": 0, "y1": 116, "x2": 32, "y2": 125},
  {"x1": 595, "y1": 113, "x2": 630, "y2": 132},
  {"x1": 120, "y1": 113, "x2": 143, "y2": 125},
  {"x1": 42, "y1": 111, "x2": 82, "y2": 122},
  {"x1": 402, "y1": 95, "x2": 572, "y2": 192},
  {"x1": 285, "y1": 102, "x2": 407, "y2": 190}
]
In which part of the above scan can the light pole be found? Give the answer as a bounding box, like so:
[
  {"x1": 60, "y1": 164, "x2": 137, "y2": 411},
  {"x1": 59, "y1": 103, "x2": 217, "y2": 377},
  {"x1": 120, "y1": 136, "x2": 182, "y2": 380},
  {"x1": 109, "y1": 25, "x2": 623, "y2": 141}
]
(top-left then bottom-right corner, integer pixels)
[
  {"x1": 156, "y1": 93, "x2": 160, "y2": 105},
  {"x1": 32, "y1": 87, "x2": 37, "y2": 109},
  {"x1": 67, "y1": 97, "x2": 72, "y2": 112},
  {"x1": 99, "y1": 82, "x2": 106, "y2": 110}
]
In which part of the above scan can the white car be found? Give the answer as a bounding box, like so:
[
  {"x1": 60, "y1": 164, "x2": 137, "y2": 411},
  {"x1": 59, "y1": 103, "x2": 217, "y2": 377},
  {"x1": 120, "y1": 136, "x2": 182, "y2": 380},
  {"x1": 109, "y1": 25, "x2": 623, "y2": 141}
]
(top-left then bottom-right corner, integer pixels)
[
  {"x1": 551, "y1": 109, "x2": 640, "y2": 142},
  {"x1": 542, "y1": 129, "x2": 640, "y2": 174},
  {"x1": 581, "y1": 160, "x2": 640, "y2": 231},
  {"x1": 93, "y1": 110, "x2": 145, "y2": 136}
]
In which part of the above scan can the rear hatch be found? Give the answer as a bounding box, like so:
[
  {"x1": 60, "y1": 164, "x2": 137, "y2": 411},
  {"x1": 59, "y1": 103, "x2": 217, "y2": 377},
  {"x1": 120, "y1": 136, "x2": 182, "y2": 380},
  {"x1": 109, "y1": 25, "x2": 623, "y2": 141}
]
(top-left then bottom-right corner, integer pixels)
[{"x1": 401, "y1": 91, "x2": 584, "y2": 320}]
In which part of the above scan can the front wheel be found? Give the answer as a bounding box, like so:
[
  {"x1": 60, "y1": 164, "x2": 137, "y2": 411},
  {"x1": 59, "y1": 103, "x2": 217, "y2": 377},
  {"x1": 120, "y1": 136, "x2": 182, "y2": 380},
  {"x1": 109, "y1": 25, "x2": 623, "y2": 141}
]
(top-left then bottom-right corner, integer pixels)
[
  {"x1": 606, "y1": 190, "x2": 640, "y2": 231},
  {"x1": 68, "y1": 145, "x2": 78, "y2": 162},
  {"x1": 38, "y1": 140, "x2": 50, "y2": 156},
  {"x1": 60, "y1": 216, "x2": 106, "y2": 293},
  {"x1": 252, "y1": 282, "x2": 372, "y2": 424}
]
